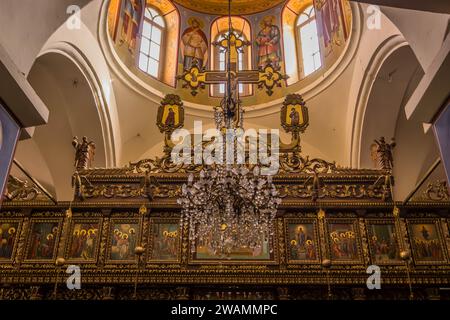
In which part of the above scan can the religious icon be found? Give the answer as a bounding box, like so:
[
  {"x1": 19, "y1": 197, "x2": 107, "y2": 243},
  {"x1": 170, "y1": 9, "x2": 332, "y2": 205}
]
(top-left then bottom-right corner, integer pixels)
[
  {"x1": 327, "y1": 222, "x2": 360, "y2": 262},
  {"x1": 26, "y1": 221, "x2": 61, "y2": 261},
  {"x1": 0, "y1": 220, "x2": 20, "y2": 261},
  {"x1": 409, "y1": 222, "x2": 447, "y2": 264},
  {"x1": 181, "y1": 17, "x2": 208, "y2": 71},
  {"x1": 148, "y1": 219, "x2": 180, "y2": 262},
  {"x1": 67, "y1": 221, "x2": 101, "y2": 261},
  {"x1": 157, "y1": 94, "x2": 185, "y2": 133},
  {"x1": 72, "y1": 136, "x2": 96, "y2": 171},
  {"x1": 314, "y1": 0, "x2": 344, "y2": 49},
  {"x1": 367, "y1": 222, "x2": 401, "y2": 264},
  {"x1": 109, "y1": 221, "x2": 140, "y2": 262},
  {"x1": 194, "y1": 231, "x2": 272, "y2": 262},
  {"x1": 286, "y1": 221, "x2": 319, "y2": 263},
  {"x1": 255, "y1": 16, "x2": 281, "y2": 69},
  {"x1": 280, "y1": 94, "x2": 309, "y2": 134},
  {"x1": 120, "y1": 0, "x2": 143, "y2": 52}
]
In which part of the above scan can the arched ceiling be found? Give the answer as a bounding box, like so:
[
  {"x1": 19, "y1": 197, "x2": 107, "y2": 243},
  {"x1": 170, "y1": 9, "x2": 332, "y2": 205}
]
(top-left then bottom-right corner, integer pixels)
[
  {"x1": 19, "y1": 52, "x2": 107, "y2": 200},
  {"x1": 172, "y1": 0, "x2": 285, "y2": 15}
]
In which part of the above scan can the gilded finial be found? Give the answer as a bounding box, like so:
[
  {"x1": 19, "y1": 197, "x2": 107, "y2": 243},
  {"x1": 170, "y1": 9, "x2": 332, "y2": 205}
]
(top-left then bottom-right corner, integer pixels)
[
  {"x1": 393, "y1": 206, "x2": 400, "y2": 218},
  {"x1": 139, "y1": 204, "x2": 148, "y2": 215},
  {"x1": 65, "y1": 207, "x2": 73, "y2": 219},
  {"x1": 318, "y1": 208, "x2": 326, "y2": 220}
]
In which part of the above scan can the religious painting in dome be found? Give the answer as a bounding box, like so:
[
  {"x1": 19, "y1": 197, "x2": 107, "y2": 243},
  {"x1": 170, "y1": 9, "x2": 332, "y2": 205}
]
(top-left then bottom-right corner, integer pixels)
[
  {"x1": 66, "y1": 219, "x2": 102, "y2": 262},
  {"x1": 25, "y1": 219, "x2": 62, "y2": 262},
  {"x1": 120, "y1": 0, "x2": 144, "y2": 52},
  {"x1": 282, "y1": 0, "x2": 352, "y2": 84},
  {"x1": 285, "y1": 219, "x2": 319, "y2": 263},
  {"x1": 148, "y1": 219, "x2": 180, "y2": 263},
  {"x1": 326, "y1": 220, "x2": 362, "y2": 264},
  {"x1": 181, "y1": 17, "x2": 209, "y2": 71},
  {"x1": 107, "y1": 219, "x2": 141, "y2": 263},
  {"x1": 255, "y1": 15, "x2": 282, "y2": 69},
  {"x1": 366, "y1": 221, "x2": 402, "y2": 265},
  {"x1": 106, "y1": 0, "x2": 180, "y2": 86},
  {"x1": 0, "y1": 219, "x2": 21, "y2": 262},
  {"x1": 408, "y1": 220, "x2": 448, "y2": 265}
]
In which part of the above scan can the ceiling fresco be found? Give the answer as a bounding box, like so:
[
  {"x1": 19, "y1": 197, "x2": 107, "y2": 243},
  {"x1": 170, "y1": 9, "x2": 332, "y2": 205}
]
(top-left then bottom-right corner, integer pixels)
[{"x1": 172, "y1": 0, "x2": 286, "y2": 15}]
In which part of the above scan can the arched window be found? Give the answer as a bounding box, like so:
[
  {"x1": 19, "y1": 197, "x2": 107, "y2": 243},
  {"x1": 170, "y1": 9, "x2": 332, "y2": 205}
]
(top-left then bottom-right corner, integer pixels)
[
  {"x1": 296, "y1": 5, "x2": 322, "y2": 77},
  {"x1": 138, "y1": 7, "x2": 165, "y2": 78},
  {"x1": 210, "y1": 17, "x2": 252, "y2": 97},
  {"x1": 215, "y1": 31, "x2": 247, "y2": 95},
  {"x1": 282, "y1": 0, "x2": 352, "y2": 85}
]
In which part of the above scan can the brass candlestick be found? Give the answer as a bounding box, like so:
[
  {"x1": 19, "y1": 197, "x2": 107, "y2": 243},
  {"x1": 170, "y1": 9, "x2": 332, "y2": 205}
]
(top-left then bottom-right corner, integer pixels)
[
  {"x1": 53, "y1": 257, "x2": 66, "y2": 299},
  {"x1": 133, "y1": 246, "x2": 145, "y2": 299},
  {"x1": 400, "y1": 250, "x2": 414, "y2": 300},
  {"x1": 322, "y1": 259, "x2": 332, "y2": 300}
]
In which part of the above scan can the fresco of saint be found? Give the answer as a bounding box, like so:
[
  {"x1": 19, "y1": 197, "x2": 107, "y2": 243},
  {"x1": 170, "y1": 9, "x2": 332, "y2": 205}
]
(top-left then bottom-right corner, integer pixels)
[
  {"x1": 181, "y1": 17, "x2": 208, "y2": 70},
  {"x1": 255, "y1": 16, "x2": 281, "y2": 69},
  {"x1": 314, "y1": 0, "x2": 343, "y2": 48},
  {"x1": 121, "y1": 0, "x2": 143, "y2": 52}
]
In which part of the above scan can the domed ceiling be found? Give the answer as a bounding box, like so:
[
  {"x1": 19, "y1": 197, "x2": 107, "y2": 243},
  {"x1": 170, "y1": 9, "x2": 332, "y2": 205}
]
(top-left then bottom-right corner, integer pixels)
[{"x1": 172, "y1": 0, "x2": 286, "y2": 15}]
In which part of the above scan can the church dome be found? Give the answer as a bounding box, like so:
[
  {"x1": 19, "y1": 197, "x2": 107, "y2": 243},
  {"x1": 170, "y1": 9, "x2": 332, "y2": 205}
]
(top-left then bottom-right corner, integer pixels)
[{"x1": 104, "y1": 0, "x2": 357, "y2": 112}]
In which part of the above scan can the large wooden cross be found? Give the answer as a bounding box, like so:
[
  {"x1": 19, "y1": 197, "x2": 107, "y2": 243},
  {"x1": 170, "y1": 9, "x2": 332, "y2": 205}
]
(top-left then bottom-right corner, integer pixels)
[{"x1": 178, "y1": 30, "x2": 287, "y2": 97}]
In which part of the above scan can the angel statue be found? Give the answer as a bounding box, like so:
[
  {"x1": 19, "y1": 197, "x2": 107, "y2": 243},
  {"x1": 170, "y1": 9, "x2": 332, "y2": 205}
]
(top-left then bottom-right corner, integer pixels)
[
  {"x1": 72, "y1": 136, "x2": 95, "y2": 171},
  {"x1": 374, "y1": 137, "x2": 396, "y2": 170}
]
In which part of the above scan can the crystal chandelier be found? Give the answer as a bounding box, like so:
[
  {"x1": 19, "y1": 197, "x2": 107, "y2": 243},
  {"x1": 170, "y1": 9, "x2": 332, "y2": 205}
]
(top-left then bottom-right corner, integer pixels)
[
  {"x1": 178, "y1": 165, "x2": 281, "y2": 255},
  {"x1": 177, "y1": 0, "x2": 281, "y2": 256}
]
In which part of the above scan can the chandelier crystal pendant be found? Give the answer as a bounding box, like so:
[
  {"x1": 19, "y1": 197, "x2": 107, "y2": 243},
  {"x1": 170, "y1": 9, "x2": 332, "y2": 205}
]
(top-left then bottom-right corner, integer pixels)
[{"x1": 177, "y1": 0, "x2": 282, "y2": 257}]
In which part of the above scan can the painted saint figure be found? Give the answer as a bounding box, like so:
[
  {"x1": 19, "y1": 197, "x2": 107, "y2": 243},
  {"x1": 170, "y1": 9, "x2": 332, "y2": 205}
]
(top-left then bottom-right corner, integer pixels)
[
  {"x1": 314, "y1": 0, "x2": 343, "y2": 48},
  {"x1": 289, "y1": 108, "x2": 300, "y2": 126},
  {"x1": 165, "y1": 108, "x2": 176, "y2": 127},
  {"x1": 121, "y1": 0, "x2": 143, "y2": 52},
  {"x1": 0, "y1": 224, "x2": 17, "y2": 259},
  {"x1": 255, "y1": 16, "x2": 281, "y2": 69},
  {"x1": 181, "y1": 18, "x2": 208, "y2": 70}
]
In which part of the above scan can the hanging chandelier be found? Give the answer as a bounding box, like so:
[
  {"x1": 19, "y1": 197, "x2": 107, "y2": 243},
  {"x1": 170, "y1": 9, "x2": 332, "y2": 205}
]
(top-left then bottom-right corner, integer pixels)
[{"x1": 177, "y1": 0, "x2": 281, "y2": 256}]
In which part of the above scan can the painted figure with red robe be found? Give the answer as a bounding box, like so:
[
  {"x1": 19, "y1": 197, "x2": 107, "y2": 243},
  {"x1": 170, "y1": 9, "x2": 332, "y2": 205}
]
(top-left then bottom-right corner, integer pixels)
[
  {"x1": 181, "y1": 18, "x2": 208, "y2": 71},
  {"x1": 255, "y1": 16, "x2": 281, "y2": 69},
  {"x1": 121, "y1": 0, "x2": 143, "y2": 52},
  {"x1": 314, "y1": 0, "x2": 343, "y2": 48}
]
